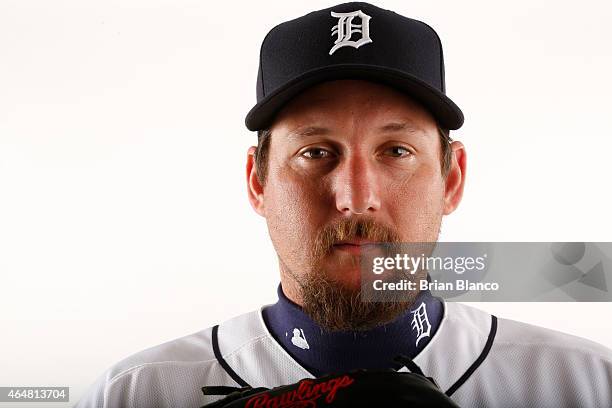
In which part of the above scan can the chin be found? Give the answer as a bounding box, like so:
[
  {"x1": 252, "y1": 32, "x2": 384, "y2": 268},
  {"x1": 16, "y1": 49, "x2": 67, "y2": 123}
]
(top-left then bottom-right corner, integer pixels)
[
  {"x1": 319, "y1": 269, "x2": 362, "y2": 292},
  {"x1": 335, "y1": 276, "x2": 362, "y2": 292},
  {"x1": 317, "y1": 259, "x2": 361, "y2": 290}
]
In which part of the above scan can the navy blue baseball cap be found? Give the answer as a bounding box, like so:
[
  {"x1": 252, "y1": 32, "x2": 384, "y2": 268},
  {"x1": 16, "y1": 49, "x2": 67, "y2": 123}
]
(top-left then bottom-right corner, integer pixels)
[{"x1": 245, "y1": 2, "x2": 464, "y2": 131}]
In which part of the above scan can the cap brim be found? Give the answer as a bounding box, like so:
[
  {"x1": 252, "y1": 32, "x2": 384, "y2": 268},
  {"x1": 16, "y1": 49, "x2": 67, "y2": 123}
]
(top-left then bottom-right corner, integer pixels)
[{"x1": 245, "y1": 64, "x2": 464, "y2": 131}]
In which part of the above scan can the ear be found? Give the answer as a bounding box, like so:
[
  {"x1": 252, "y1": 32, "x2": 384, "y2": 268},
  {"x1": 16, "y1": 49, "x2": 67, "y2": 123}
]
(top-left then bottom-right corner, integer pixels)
[
  {"x1": 246, "y1": 146, "x2": 266, "y2": 217},
  {"x1": 443, "y1": 141, "x2": 467, "y2": 215}
]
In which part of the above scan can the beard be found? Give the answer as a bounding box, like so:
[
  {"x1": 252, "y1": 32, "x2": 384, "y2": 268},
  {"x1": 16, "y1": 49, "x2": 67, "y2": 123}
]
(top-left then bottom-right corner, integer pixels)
[
  {"x1": 288, "y1": 217, "x2": 428, "y2": 332},
  {"x1": 299, "y1": 273, "x2": 417, "y2": 331}
]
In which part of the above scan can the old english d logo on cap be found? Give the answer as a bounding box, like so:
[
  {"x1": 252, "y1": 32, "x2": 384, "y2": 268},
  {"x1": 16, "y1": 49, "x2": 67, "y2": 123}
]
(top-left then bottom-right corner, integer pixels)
[
  {"x1": 245, "y1": 2, "x2": 465, "y2": 132},
  {"x1": 329, "y1": 10, "x2": 372, "y2": 55}
]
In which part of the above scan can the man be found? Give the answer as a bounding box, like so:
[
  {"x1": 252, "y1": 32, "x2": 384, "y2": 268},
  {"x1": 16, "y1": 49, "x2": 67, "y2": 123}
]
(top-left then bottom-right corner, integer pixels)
[{"x1": 76, "y1": 2, "x2": 612, "y2": 407}]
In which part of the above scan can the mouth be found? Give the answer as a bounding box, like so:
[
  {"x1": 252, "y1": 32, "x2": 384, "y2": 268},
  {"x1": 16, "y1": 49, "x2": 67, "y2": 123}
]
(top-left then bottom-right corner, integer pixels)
[{"x1": 332, "y1": 240, "x2": 379, "y2": 255}]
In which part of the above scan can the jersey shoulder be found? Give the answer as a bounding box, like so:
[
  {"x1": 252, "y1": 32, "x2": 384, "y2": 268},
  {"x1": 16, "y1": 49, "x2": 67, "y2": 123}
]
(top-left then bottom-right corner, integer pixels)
[
  {"x1": 446, "y1": 303, "x2": 612, "y2": 407},
  {"x1": 75, "y1": 309, "x2": 264, "y2": 408},
  {"x1": 105, "y1": 309, "x2": 265, "y2": 382},
  {"x1": 448, "y1": 302, "x2": 612, "y2": 360},
  {"x1": 108, "y1": 327, "x2": 214, "y2": 379},
  {"x1": 494, "y1": 310, "x2": 612, "y2": 361}
]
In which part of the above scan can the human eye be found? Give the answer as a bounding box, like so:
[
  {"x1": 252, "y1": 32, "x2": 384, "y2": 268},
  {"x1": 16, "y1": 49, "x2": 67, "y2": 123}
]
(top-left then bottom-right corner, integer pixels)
[
  {"x1": 300, "y1": 147, "x2": 334, "y2": 159},
  {"x1": 384, "y1": 145, "x2": 413, "y2": 158}
]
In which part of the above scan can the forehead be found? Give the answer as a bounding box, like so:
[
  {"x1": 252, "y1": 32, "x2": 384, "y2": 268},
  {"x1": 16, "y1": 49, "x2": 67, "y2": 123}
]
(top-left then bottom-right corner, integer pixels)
[{"x1": 269, "y1": 79, "x2": 437, "y2": 134}]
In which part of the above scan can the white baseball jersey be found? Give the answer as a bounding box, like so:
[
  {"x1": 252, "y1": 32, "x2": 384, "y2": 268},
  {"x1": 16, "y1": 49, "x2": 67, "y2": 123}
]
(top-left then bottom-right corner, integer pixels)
[{"x1": 75, "y1": 302, "x2": 612, "y2": 408}]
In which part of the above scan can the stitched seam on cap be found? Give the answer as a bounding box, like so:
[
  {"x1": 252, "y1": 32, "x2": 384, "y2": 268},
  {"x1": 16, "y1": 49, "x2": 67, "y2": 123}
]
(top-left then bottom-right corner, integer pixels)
[
  {"x1": 258, "y1": 21, "x2": 287, "y2": 97},
  {"x1": 412, "y1": 19, "x2": 445, "y2": 94},
  {"x1": 258, "y1": 27, "x2": 276, "y2": 97}
]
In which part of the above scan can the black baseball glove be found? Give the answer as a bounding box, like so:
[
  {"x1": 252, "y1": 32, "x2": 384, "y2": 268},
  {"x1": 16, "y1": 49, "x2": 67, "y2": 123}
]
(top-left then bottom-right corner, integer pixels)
[{"x1": 200, "y1": 357, "x2": 460, "y2": 408}]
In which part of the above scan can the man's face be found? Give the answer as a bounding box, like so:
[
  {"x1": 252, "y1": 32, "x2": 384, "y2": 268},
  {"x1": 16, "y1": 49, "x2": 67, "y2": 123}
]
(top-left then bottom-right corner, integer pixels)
[{"x1": 247, "y1": 80, "x2": 465, "y2": 330}]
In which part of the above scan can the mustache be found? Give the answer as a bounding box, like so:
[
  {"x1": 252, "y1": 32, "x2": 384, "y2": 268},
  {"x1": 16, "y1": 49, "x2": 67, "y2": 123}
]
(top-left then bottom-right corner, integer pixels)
[{"x1": 310, "y1": 218, "x2": 402, "y2": 259}]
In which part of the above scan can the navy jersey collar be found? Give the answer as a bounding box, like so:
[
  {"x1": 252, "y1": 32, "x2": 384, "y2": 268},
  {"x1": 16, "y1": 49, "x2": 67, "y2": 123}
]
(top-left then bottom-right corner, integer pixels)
[{"x1": 262, "y1": 284, "x2": 444, "y2": 376}]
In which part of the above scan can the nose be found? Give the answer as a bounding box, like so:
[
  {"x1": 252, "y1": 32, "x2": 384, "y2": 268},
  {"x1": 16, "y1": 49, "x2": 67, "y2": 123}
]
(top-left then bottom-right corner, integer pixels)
[{"x1": 334, "y1": 152, "x2": 382, "y2": 215}]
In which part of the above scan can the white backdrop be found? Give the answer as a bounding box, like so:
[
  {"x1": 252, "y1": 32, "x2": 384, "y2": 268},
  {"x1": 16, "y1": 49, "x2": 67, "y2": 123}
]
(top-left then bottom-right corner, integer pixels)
[{"x1": 1, "y1": 0, "x2": 611, "y2": 406}]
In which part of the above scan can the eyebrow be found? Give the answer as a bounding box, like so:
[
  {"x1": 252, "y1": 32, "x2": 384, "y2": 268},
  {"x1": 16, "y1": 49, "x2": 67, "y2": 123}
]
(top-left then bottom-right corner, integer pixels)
[
  {"x1": 287, "y1": 126, "x2": 331, "y2": 138},
  {"x1": 378, "y1": 122, "x2": 426, "y2": 134}
]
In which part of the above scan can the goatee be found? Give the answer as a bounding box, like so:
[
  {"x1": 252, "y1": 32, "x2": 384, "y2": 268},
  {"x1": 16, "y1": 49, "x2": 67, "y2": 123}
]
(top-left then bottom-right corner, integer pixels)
[{"x1": 297, "y1": 217, "x2": 424, "y2": 331}]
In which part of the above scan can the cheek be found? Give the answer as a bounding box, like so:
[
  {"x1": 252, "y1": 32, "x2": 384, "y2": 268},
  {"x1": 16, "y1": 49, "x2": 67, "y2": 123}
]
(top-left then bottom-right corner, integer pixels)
[
  {"x1": 263, "y1": 166, "x2": 330, "y2": 261},
  {"x1": 385, "y1": 163, "x2": 445, "y2": 240}
]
